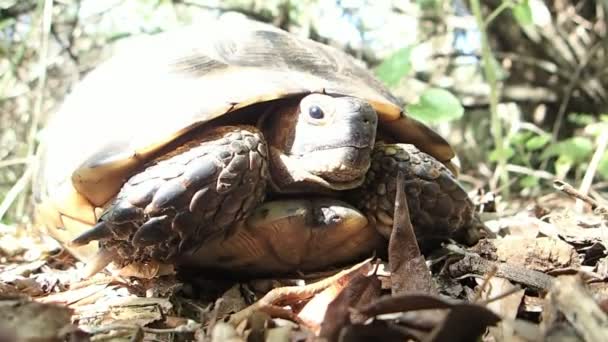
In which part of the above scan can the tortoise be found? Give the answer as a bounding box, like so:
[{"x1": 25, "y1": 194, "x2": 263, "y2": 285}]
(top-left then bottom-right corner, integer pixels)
[{"x1": 34, "y1": 15, "x2": 477, "y2": 277}]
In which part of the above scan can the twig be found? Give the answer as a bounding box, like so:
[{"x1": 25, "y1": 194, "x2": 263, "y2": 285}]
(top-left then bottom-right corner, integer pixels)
[
  {"x1": 472, "y1": 265, "x2": 498, "y2": 302},
  {"x1": 505, "y1": 164, "x2": 556, "y2": 180},
  {"x1": 483, "y1": 1, "x2": 512, "y2": 27},
  {"x1": 0, "y1": 164, "x2": 33, "y2": 221},
  {"x1": 479, "y1": 285, "x2": 523, "y2": 305},
  {"x1": 576, "y1": 129, "x2": 608, "y2": 211},
  {"x1": 83, "y1": 321, "x2": 201, "y2": 336},
  {"x1": 0, "y1": 157, "x2": 30, "y2": 169},
  {"x1": 553, "y1": 179, "x2": 599, "y2": 209}
]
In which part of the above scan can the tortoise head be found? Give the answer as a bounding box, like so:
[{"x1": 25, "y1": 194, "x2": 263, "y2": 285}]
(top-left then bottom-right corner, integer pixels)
[{"x1": 262, "y1": 93, "x2": 378, "y2": 193}]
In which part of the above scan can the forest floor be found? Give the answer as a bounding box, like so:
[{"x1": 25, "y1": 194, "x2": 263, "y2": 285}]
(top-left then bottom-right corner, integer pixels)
[{"x1": 2, "y1": 179, "x2": 608, "y2": 341}]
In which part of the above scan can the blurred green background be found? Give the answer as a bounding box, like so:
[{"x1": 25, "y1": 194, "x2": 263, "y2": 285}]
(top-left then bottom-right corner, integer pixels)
[{"x1": 1, "y1": 0, "x2": 607, "y2": 225}]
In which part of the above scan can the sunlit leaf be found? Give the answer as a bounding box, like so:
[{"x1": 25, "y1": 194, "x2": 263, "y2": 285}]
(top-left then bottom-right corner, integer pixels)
[
  {"x1": 489, "y1": 146, "x2": 515, "y2": 162},
  {"x1": 406, "y1": 88, "x2": 464, "y2": 124},
  {"x1": 374, "y1": 46, "x2": 413, "y2": 87},
  {"x1": 525, "y1": 134, "x2": 550, "y2": 150},
  {"x1": 512, "y1": 0, "x2": 533, "y2": 26}
]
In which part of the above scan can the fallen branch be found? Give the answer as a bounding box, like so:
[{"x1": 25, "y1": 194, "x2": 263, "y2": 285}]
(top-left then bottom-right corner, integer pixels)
[{"x1": 447, "y1": 254, "x2": 554, "y2": 291}]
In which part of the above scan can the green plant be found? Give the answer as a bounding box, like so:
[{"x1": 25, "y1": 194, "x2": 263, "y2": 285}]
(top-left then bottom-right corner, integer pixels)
[{"x1": 374, "y1": 49, "x2": 465, "y2": 125}]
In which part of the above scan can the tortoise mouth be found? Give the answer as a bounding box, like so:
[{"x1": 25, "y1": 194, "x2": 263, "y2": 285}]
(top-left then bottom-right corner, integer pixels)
[{"x1": 300, "y1": 146, "x2": 372, "y2": 185}]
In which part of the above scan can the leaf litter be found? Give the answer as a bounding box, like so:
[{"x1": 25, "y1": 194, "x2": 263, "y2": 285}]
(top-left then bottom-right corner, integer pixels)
[{"x1": 2, "y1": 179, "x2": 608, "y2": 341}]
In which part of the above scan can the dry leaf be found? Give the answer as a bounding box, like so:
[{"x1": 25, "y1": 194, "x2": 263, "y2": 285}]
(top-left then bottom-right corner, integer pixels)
[
  {"x1": 389, "y1": 172, "x2": 436, "y2": 295},
  {"x1": 480, "y1": 277, "x2": 525, "y2": 341},
  {"x1": 318, "y1": 273, "x2": 381, "y2": 340},
  {"x1": 0, "y1": 297, "x2": 75, "y2": 341},
  {"x1": 494, "y1": 237, "x2": 579, "y2": 273}
]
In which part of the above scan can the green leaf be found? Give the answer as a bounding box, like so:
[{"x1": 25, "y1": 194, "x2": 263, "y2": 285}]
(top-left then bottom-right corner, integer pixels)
[
  {"x1": 489, "y1": 146, "x2": 515, "y2": 162},
  {"x1": 599, "y1": 152, "x2": 608, "y2": 179},
  {"x1": 406, "y1": 88, "x2": 464, "y2": 124},
  {"x1": 519, "y1": 175, "x2": 540, "y2": 188},
  {"x1": 511, "y1": 131, "x2": 532, "y2": 145},
  {"x1": 525, "y1": 134, "x2": 550, "y2": 151},
  {"x1": 512, "y1": 0, "x2": 533, "y2": 26},
  {"x1": 567, "y1": 112, "x2": 595, "y2": 126},
  {"x1": 540, "y1": 137, "x2": 593, "y2": 162},
  {"x1": 555, "y1": 155, "x2": 574, "y2": 178},
  {"x1": 374, "y1": 46, "x2": 413, "y2": 87},
  {"x1": 587, "y1": 122, "x2": 608, "y2": 137}
]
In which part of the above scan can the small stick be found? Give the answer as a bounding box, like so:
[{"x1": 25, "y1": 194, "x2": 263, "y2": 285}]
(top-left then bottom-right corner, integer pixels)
[
  {"x1": 553, "y1": 179, "x2": 599, "y2": 209},
  {"x1": 472, "y1": 265, "x2": 498, "y2": 302}
]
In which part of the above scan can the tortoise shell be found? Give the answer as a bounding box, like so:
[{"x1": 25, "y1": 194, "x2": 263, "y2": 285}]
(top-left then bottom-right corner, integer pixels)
[{"x1": 34, "y1": 15, "x2": 455, "y2": 261}]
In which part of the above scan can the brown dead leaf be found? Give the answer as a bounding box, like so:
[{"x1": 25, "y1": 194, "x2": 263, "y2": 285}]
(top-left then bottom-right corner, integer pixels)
[
  {"x1": 317, "y1": 273, "x2": 381, "y2": 340},
  {"x1": 38, "y1": 283, "x2": 109, "y2": 305},
  {"x1": 424, "y1": 303, "x2": 501, "y2": 342},
  {"x1": 215, "y1": 285, "x2": 248, "y2": 318},
  {"x1": 355, "y1": 293, "x2": 500, "y2": 342},
  {"x1": 543, "y1": 274, "x2": 608, "y2": 341},
  {"x1": 229, "y1": 258, "x2": 372, "y2": 326},
  {"x1": 494, "y1": 237, "x2": 579, "y2": 273},
  {"x1": 358, "y1": 293, "x2": 455, "y2": 317},
  {"x1": 550, "y1": 211, "x2": 607, "y2": 246},
  {"x1": 339, "y1": 321, "x2": 422, "y2": 341},
  {"x1": 389, "y1": 172, "x2": 436, "y2": 295},
  {"x1": 0, "y1": 260, "x2": 46, "y2": 280},
  {"x1": 0, "y1": 297, "x2": 76, "y2": 341},
  {"x1": 480, "y1": 277, "x2": 525, "y2": 341},
  {"x1": 484, "y1": 212, "x2": 544, "y2": 238},
  {"x1": 0, "y1": 281, "x2": 22, "y2": 297}
]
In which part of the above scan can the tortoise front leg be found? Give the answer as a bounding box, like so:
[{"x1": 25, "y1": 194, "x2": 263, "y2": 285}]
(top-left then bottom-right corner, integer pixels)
[
  {"x1": 353, "y1": 143, "x2": 480, "y2": 248},
  {"x1": 70, "y1": 125, "x2": 269, "y2": 273}
]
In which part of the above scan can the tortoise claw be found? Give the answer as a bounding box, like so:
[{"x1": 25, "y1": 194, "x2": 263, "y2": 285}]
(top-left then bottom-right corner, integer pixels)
[
  {"x1": 70, "y1": 221, "x2": 113, "y2": 246},
  {"x1": 82, "y1": 248, "x2": 115, "y2": 277},
  {"x1": 132, "y1": 215, "x2": 171, "y2": 247}
]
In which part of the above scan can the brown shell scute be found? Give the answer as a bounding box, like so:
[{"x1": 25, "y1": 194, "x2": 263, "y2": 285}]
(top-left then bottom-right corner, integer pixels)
[
  {"x1": 72, "y1": 126, "x2": 269, "y2": 265},
  {"x1": 353, "y1": 143, "x2": 476, "y2": 244}
]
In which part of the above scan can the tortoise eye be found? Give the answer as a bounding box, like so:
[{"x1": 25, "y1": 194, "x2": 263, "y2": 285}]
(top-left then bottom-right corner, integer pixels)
[{"x1": 308, "y1": 105, "x2": 324, "y2": 119}]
